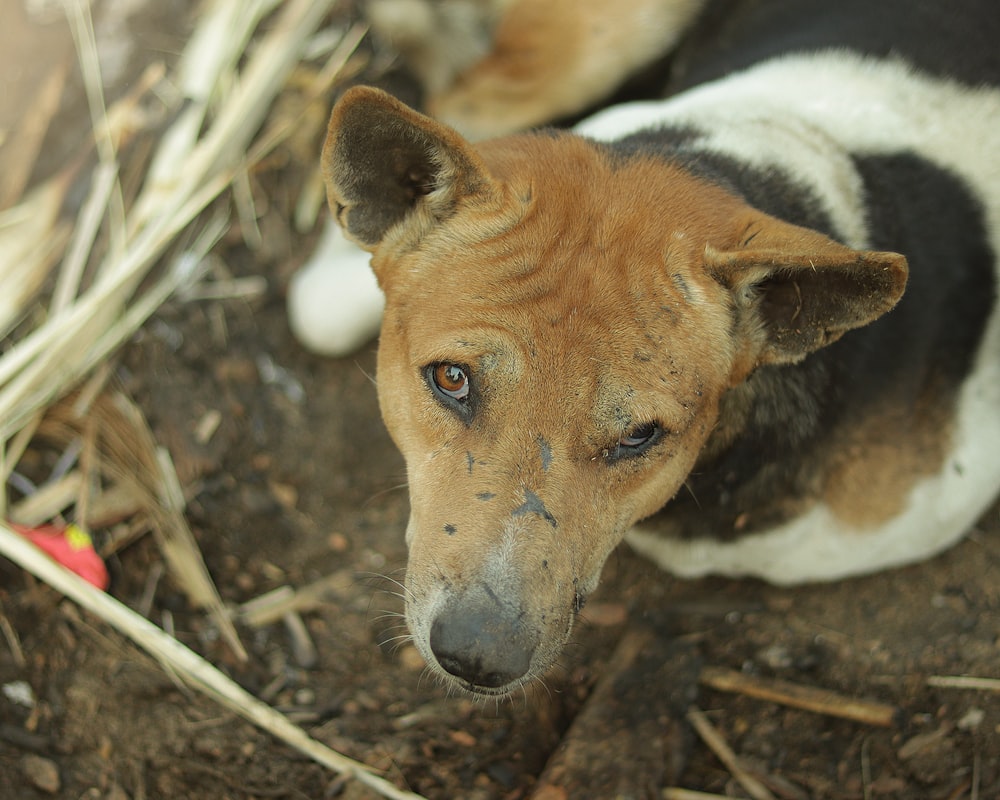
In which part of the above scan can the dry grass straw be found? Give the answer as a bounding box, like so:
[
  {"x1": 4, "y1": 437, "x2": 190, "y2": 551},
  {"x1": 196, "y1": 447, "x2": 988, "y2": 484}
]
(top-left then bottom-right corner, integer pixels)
[
  {"x1": 0, "y1": 2, "x2": 363, "y2": 606},
  {"x1": 21, "y1": 387, "x2": 249, "y2": 659},
  {"x1": 0, "y1": 0, "x2": 363, "y2": 440},
  {"x1": 0, "y1": 0, "x2": 361, "y2": 640},
  {"x1": 0, "y1": 3, "x2": 421, "y2": 796},
  {"x1": 927, "y1": 675, "x2": 1000, "y2": 693}
]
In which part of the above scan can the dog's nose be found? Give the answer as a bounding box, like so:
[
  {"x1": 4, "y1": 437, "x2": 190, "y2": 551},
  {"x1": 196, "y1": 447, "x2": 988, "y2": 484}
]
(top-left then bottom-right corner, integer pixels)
[{"x1": 429, "y1": 590, "x2": 538, "y2": 689}]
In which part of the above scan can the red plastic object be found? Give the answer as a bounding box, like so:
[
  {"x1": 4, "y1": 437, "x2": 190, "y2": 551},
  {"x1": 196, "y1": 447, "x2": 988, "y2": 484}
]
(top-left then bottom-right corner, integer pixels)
[{"x1": 10, "y1": 522, "x2": 110, "y2": 590}]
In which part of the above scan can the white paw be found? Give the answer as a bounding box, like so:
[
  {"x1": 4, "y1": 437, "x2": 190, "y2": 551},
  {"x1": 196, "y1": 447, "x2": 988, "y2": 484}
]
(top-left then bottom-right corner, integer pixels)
[{"x1": 288, "y1": 223, "x2": 385, "y2": 357}]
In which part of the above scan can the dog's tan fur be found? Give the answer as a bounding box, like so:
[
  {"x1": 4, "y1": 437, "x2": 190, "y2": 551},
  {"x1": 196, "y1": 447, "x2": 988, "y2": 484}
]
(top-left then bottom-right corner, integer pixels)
[
  {"x1": 323, "y1": 87, "x2": 906, "y2": 690},
  {"x1": 367, "y1": 0, "x2": 705, "y2": 139}
]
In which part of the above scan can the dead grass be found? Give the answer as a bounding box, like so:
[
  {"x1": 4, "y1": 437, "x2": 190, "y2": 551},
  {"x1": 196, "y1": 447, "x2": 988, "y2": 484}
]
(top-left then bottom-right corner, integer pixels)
[{"x1": 0, "y1": 2, "x2": 422, "y2": 797}]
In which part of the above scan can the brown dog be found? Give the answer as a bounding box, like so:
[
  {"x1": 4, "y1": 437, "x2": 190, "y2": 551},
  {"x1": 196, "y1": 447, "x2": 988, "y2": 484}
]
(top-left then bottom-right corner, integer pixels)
[{"x1": 308, "y1": 0, "x2": 1000, "y2": 695}]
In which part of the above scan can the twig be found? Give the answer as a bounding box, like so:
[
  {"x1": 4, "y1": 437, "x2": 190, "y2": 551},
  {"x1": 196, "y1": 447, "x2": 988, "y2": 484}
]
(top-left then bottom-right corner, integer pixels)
[
  {"x1": 972, "y1": 747, "x2": 981, "y2": 800},
  {"x1": 927, "y1": 675, "x2": 1000, "y2": 693},
  {"x1": 663, "y1": 790, "x2": 733, "y2": 800},
  {"x1": 0, "y1": 609, "x2": 26, "y2": 668},
  {"x1": 700, "y1": 666, "x2": 898, "y2": 727},
  {"x1": 686, "y1": 707, "x2": 777, "y2": 800},
  {"x1": 239, "y1": 573, "x2": 348, "y2": 628},
  {"x1": 283, "y1": 611, "x2": 318, "y2": 668},
  {"x1": 0, "y1": 521, "x2": 428, "y2": 800},
  {"x1": 861, "y1": 737, "x2": 872, "y2": 800}
]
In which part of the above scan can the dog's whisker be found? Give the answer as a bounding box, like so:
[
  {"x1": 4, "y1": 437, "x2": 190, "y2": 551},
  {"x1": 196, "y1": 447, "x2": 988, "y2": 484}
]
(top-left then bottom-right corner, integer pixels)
[
  {"x1": 363, "y1": 481, "x2": 409, "y2": 507},
  {"x1": 369, "y1": 609, "x2": 407, "y2": 622},
  {"x1": 681, "y1": 478, "x2": 700, "y2": 508},
  {"x1": 353, "y1": 360, "x2": 378, "y2": 387},
  {"x1": 371, "y1": 590, "x2": 408, "y2": 605},
  {"x1": 356, "y1": 571, "x2": 416, "y2": 604},
  {"x1": 380, "y1": 634, "x2": 416, "y2": 654},
  {"x1": 371, "y1": 619, "x2": 410, "y2": 636}
]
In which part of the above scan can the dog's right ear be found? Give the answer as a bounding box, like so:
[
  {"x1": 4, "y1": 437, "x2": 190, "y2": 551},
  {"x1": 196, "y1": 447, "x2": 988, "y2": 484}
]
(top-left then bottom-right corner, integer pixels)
[{"x1": 322, "y1": 86, "x2": 496, "y2": 251}]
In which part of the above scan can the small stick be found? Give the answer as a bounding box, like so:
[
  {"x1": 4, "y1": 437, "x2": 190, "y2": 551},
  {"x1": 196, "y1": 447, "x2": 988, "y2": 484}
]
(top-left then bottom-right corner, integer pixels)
[
  {"x1": 283, "y1": 611, "x2": 318, "y2": 669},
  {"x1": 0, "y1": 610, "x2": 26, "y2": 668},
  {"x1": 663, "y1": 790, "x2": 733, "y2": 800},
  {"x1": 686, "y1": 707, "x2": 777, "y2": 800},
  {"x1": 927, "y1": 675, "x2": 1000, "y2": 693},
  {"x1": 239, "y1": 573, "x2": 348, "y2": 628},
  {"x1": 700, "y1": 666, "x2": 898, "y2": 727}
]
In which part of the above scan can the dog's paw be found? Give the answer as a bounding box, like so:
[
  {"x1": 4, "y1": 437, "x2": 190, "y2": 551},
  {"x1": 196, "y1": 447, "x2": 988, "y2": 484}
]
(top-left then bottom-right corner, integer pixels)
[{"x1": 287, "y1": 223, "x2": 384, "y2": 357}]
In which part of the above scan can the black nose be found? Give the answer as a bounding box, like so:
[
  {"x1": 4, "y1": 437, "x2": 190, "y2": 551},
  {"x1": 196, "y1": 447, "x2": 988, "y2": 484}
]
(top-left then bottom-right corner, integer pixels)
[{"x1": 429, "y1": 588, "x2": 538, "y2": 690}]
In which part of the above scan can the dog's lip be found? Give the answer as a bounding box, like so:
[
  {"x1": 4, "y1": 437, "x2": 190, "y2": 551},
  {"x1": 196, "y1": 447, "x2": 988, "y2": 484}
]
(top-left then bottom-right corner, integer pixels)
[{"x1": 459, "y1": 679, "x2": 524, "y2": 697}]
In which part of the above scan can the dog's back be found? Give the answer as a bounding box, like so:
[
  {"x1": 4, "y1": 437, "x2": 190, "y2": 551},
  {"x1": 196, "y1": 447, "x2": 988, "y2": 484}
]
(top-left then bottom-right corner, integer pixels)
[
  {"x1": 580, "y1": 0, "x2": 1000, "y2": 580},
  {"x1": 669, "y1": 0, "x2": 1000, "y2": 92}
]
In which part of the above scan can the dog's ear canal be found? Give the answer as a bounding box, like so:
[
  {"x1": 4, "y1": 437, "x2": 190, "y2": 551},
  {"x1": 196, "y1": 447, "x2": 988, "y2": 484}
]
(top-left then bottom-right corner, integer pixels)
[
  {"x1": 707, "y1": 210, "x2": 909, "y2": 367},
  {"x1": 321, "y1": 86, "x2": 495, "y2": 250}
]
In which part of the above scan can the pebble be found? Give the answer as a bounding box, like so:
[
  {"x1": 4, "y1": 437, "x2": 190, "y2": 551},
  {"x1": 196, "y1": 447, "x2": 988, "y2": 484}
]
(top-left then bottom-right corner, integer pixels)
[
  {"x1": 448, "y1": 729, "x2": 477, "y2": 747},
  {"x1": 2, "y1": 680, "x2": 35, "y2": 708},
  {"x1": 328, "y1": 531, "x2": 350, "y2": 552},
  {"x1": 268, "y1": 480, "x2": 298, "y2": 509},
  {"x1": 21, "y1": 754, "x2": 60, "y2": 794},
  {"x1": 398, "y1": 645, "x2": 425, "y2": 671},
  {"x1": 957, "y1": 707, "x2": 985, "y2": 731},
  {"x1": 757, "y1": 643, "x2": 793, "y2": 669}
]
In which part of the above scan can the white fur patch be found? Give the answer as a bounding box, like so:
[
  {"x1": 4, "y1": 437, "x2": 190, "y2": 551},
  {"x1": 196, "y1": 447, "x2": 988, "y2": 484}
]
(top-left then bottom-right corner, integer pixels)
[
  {"x1": 608, "y1": 53, "x2": 1000, "y2": 582},
  {"x1": 287, "y1": 223, "x2": 384, "y2": 357},
  {"x1": 577, "y1": 53, "x2": 1000, "y2": 249}
]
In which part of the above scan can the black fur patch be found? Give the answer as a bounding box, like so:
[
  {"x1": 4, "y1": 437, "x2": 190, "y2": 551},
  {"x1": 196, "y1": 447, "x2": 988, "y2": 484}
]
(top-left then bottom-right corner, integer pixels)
[
  {"x1": 672, "y1": 0, "x2": 1000, "y2": 92},
  {"x1": 652, "y1": 153, "x2": 996, "y2": 541},
  {"x1": 608, "y1": 128, "x2": 839, "y2": 240}
]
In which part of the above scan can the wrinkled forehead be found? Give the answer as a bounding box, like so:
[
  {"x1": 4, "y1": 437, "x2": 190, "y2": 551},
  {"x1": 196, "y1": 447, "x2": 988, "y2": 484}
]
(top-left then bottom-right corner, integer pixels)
[
  {"x1": 388, "y1": 209, "x2": 695, "y2": 332},
  {"x1": 390, "y1": 243, "x2": 679, "y2": 358}
]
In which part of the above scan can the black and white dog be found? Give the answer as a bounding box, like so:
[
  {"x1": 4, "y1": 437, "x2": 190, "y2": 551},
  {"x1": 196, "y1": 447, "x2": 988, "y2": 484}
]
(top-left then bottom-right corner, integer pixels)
[{"x1": 291, "y1": 0, "x2": 1000, "y2": 692}]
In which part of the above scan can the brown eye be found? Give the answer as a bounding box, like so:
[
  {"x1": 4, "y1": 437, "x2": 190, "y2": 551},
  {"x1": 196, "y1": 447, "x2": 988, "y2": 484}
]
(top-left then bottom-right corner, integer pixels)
[{"x1": 432, "y1": 363, "x2": 470, "y2": 401}]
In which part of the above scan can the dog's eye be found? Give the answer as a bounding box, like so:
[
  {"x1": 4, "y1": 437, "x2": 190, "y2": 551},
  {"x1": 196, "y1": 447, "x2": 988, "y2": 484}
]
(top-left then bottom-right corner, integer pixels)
[
  {"x1": 430, "y1": 363, "x2": 470, "y2": 402},
  {"x1": 618, "y1": 422, "x2": 660, "y2": 450}
]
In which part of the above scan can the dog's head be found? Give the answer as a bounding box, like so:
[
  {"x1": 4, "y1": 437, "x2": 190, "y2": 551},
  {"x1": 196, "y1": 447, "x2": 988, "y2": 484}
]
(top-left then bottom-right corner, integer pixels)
[{"x1": 322, "y1": 87, "x2": 906, "y2": 694}]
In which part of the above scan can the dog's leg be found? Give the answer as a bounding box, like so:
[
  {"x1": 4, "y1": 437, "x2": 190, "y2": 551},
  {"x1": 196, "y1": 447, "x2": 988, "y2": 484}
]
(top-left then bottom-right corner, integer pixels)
[
  {"x1": 429, "y1": 0, "x2": 706, "y2": 139},
  {"x1": 287, "y1": 223, "x2": 384, "y2": 356}
]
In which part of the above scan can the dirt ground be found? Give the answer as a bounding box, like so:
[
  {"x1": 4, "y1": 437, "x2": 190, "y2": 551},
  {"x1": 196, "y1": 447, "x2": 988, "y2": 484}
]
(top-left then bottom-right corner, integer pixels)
[{"x1": 1, "y1": 3, "x2": 998, "y2": 799}]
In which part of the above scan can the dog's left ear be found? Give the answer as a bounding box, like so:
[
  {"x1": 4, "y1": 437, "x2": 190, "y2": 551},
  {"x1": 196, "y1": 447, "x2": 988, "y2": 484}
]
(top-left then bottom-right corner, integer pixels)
[
  {"x1": 322, "y1": 86, "x2": 497, "y2": 251},
  {"x1": 707, "y1": 210, "x2": 908, "y2": 366}
]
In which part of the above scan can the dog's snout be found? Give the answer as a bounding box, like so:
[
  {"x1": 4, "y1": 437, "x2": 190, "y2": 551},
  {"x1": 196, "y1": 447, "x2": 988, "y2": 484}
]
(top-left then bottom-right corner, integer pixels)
[{"x1": 429, "y1": 590, "x2": 538, "y2": 690}]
